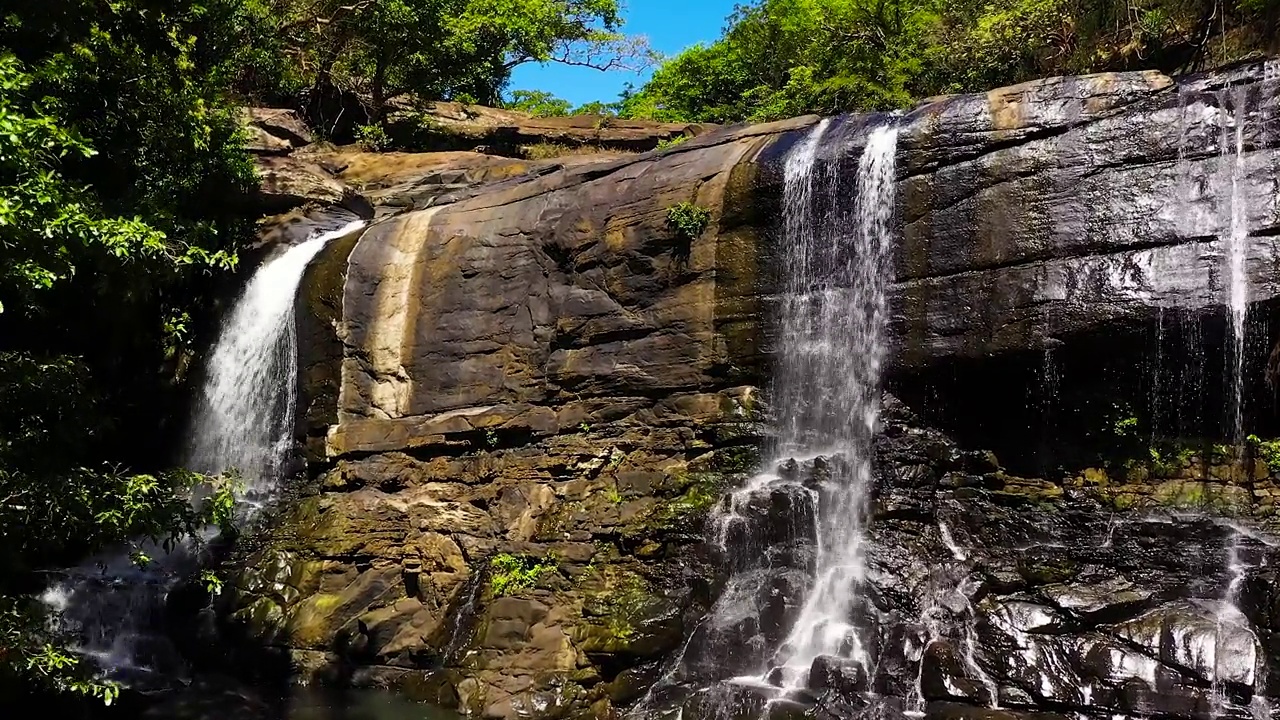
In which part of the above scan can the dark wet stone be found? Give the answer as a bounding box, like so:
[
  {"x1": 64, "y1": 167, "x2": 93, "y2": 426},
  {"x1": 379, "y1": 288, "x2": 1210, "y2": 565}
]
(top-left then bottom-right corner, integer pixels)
[{"x1": 809, "y1": 654, "x2": 870, "y2": 700}]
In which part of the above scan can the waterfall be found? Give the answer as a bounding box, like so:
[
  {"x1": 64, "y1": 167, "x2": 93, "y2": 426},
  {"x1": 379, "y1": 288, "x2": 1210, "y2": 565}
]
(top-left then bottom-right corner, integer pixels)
[
  {"x1": 40, "y1": 220, "x2": 363, "y2": 679},
  {"x1": 626, "y1": 120, "x2": 900, "y2": 717},
  {"x1": 1221, "y1": 86, "x2": 1250, "y2": 443},
  {"x1": 766, "y1": 123, "x2": 899, "y2": 687},
  {"x1": 187, "y1": 221, "x2": 362, "y2": 500}
]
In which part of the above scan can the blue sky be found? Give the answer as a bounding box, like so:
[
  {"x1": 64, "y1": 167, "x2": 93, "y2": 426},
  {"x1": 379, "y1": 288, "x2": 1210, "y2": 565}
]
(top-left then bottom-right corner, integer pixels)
[{"x1": 508, "y1": 0, "x2": 740, "y2": 108}]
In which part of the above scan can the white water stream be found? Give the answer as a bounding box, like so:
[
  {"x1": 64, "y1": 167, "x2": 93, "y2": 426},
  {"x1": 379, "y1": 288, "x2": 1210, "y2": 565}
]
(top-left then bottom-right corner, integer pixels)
[
  {"x1": 1220, "y1": 86, "x2": 1251, "y2": 444},
  {"x1": 766, "y1": 123, "x2": 899, "y2": 688},
  {"x1": 41, "y1": 220, "x2": 364, "y2": 677}
]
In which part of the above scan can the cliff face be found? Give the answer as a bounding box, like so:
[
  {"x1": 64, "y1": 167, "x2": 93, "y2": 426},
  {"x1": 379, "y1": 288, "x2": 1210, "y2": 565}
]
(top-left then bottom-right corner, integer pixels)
[{"x1": 218, "y1": 62, "x2": 1280, "y2": 720}]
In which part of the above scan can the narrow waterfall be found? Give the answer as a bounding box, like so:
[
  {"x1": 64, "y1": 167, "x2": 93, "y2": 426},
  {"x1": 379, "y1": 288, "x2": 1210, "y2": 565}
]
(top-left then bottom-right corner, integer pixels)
[
  {"x1": 767, "y1": 123, "x2": 899, "y2": 686},
  {"x1": 41, "y1": 220, "x2": 363, "y2": 679},
  {"x1": 187, "y1": 221, "x2": 362, "y2": 501},
  {"x1": 1221, "y1": 86, "x2": 1251, "y2": 443}
]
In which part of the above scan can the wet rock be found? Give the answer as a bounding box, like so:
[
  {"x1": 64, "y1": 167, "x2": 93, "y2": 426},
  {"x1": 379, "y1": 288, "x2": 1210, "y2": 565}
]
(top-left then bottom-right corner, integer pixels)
[
  {"x1": 211, "y1": 60, "x2": 1280, "y2": 720},
  {"x1": 919, "y1": 641, "x2": 992, "y2": 705},
  {"x1": 809, "y1": 654, "x2": 870, "y2": 699},
  {"x1": 924, "y1": 701, "x2": 1071, "y2": 720}
]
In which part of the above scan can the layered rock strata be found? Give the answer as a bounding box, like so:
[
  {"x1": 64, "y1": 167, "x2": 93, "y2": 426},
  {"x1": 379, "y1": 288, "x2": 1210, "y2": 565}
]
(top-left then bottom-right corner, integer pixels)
[{"x1": 215, "y1": 61, "x2": 1280, "y2": 720}]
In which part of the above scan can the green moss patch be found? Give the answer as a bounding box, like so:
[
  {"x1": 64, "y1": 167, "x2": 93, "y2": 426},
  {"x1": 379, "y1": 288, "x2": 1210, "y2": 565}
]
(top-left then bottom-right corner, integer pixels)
[{"x1": 489, "y1": 553, "x2": 558, "y2": 597}]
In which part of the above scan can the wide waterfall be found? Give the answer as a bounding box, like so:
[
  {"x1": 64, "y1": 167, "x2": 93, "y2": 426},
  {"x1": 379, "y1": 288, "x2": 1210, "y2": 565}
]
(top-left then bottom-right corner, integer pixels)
[{"x1": 41, "y1": 220, "x2": 362, "y2": 679}]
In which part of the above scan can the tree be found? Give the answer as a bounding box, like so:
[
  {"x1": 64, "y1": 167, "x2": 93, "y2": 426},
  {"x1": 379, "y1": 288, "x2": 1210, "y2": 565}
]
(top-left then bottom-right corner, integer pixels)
[
  {"x1": 236, "y1": 0, "x2": 655, "y2": 128},
  {"x1": 506, "y1": 89, "x2": 575, "y2": 116},
  {"x1": 0, "y1": 0, "x2": 253, "y2": 700},
  {"x1": 622, "y1": 0, "x2": 1280, "y2": 124}
]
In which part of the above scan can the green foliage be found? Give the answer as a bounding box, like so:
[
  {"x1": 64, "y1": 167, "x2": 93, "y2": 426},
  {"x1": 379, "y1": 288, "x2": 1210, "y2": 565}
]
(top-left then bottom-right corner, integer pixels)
[
  {"x1": 1149, "y1": 446, "x2": 1176, "y2": 477},
  {"x1": 1113, "y1": 416, "x2": 1140, "y2": 436},
  {"x1": 576, "y1": 100, "x2": 620, "y2": 117},
  {"x1": 507, "y1": 89, "x2": 574, "y2": 117},
  {"x1": 201, "y1": 570, "x2": 225, "y2": 595},
  {"x1": 2, "y1": 604, "x2": 121, "y2": 704},
  {"x1": 667, "y1": 202, "x2": 712, "y2": 240},
  {"x1": 622, "y1": 0, "x2": 1280, "y2": 123},
  {"x1": 354, "y1": 123, "x2": 390, "y2": 151},
  {"x1": 235, "y1": 0, "x2": 651, "y2": 126},
  {"x1": 604, "y1": 486, "x2": 623, "y2": 504},
  {"x1": 0, "y1": 0, "x2": 254, "y2": 702},
  {"x1": 489, "y1": 553, "x2": 558, "y2": 596},
  {"x1": 1247, "y1": 434, "x2": 1280, "y2": 469},
  {"x1": 484, "y1": 428, "x2": 499, "y2": 447},
  {"x1": 656, "y1": 134, "x2": 690, "y2": 151}
]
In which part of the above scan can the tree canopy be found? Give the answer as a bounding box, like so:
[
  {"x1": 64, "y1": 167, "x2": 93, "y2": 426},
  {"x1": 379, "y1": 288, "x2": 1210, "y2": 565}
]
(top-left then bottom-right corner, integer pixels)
[
  {"x1": 232, "y1": 0, "x2": 652, "y2": 129},
  {"x1": 621, "y1": 0, "x2": 1280, "y2": 123}
]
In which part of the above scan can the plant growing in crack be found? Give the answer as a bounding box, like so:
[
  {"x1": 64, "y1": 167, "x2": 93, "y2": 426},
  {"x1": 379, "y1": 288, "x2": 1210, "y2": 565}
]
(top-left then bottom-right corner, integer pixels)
[
  {"x1": 489, "y1": 553, "x2": 558, "y2": 596},
  {"x1": 666, "y1": 201, "x2": 711, "y2": 241}
]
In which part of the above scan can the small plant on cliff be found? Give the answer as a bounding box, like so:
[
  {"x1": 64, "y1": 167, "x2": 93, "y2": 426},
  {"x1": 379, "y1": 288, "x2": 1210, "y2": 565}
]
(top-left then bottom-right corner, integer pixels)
[
  {"x1": 666, "y1": 202, "x2": 712, "y2": 241},
  {"x1": 489, "y1": 553, "x2": 558, "y2": 596},
  {"x1": 1113, "y1": 416, "x2": 1139, "y2": 436},
  {"x1": 656, "y1": 134, "x2": 689, "y2": 151},
  {"x1": 200, "y1": 570, "x2": 224, "y2": 595},
  {"x1": 354, "y1": 123, "x2": 390, "y2": 151},
  {"x1": 484, "y1": 428, "x2": 499, "y2": 447}
]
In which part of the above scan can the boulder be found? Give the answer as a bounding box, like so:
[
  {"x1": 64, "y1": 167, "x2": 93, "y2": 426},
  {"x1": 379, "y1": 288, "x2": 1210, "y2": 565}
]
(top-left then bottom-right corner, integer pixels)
[{"x1": 254, "y1": 156, "x2": 372, "y2": 217}]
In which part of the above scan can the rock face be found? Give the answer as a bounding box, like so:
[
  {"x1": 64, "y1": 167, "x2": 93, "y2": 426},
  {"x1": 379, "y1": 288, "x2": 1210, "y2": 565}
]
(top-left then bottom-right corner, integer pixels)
[
  {"x1": 655, "y1": 395, "x2": 1280, "y2": 720},
  {"x1": 215, "y1": 61, "x2": 1280, "y2": 720},
  {"x1": 890, "y1": 65, "x2": 1280, "y2": 367}
]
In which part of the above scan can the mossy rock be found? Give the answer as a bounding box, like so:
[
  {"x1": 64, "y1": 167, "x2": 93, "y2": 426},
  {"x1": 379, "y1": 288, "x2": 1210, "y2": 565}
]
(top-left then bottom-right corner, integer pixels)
[
  {"x1": 1152, "y1": 480, "x2": 1207, "y2": 508},
  {"x1": 285, "y1": 593, "x2": 345, "y2": 648},
  {"x1": 574, "y1": 565, "x2": 678, "y2": 658},
  {"x1": 1079, "y1": 467, "x2": 1109, "y2": 486},
  {"x1": 651, "y1": 473, "x2": 726, "y2": 526},
  {"x1": 1108, "y1": 492, "x2": 1141, "y2": 510},
  {"x1": 1208, "y1": 484, "x2": 1253, "y2": 514},
  {"x1": 687, "y1": 445, "x2": 760, "y2": 476},
  {"x1": 232, "y1": 596, "x2": 285, "y2": 640},
  {"x1": 1017, "y1": 557, "x2": 1079, "y2": 585}
]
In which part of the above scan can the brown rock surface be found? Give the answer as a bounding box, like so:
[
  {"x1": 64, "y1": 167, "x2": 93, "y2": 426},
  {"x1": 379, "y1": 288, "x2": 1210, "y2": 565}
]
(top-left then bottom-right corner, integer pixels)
[{"x1": 223, "y1": 117, "x2": 791, "y2": 719}]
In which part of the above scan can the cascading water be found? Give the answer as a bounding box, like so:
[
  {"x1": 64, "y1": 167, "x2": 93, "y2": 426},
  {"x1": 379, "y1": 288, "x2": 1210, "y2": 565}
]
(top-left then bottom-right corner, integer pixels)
[
  {"x1": 629, "y1": 119, "x2": 899, "y2": 718},
  {"x1": 766, "y1": 123, "x2": 899, "y2": 687},
  {"x1": 1220, "y1": 86, "x2": 1250, "y2": 444},
  {"x1": 41, "y1": 220, "x2": 364, "y2": 679},
  {"x1": 187, "y1": 220, "x2": 363, "y2": 503}
]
